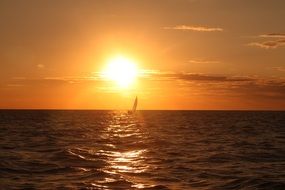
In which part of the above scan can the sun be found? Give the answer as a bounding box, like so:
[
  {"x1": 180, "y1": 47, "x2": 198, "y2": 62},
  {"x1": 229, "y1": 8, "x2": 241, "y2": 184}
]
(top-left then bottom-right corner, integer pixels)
[{"x1": 101, "y1": 56, "x2": 138, "y2": 88}]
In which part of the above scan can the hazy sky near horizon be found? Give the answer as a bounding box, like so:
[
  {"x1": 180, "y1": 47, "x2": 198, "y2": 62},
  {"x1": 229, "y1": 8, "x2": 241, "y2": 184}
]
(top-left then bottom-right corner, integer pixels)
[{"x1": 0, "y1": 0, "x2": 285, "y2": 109}]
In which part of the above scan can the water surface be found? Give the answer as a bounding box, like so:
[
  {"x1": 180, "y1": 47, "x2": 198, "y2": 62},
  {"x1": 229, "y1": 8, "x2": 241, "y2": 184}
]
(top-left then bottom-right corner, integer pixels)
[{"x1": 0, "y1": 111, "x2": 285, "y2": 189}]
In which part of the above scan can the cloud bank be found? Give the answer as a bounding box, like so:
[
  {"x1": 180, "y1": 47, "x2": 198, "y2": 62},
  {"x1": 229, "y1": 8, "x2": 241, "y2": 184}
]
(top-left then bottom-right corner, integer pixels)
[{"x1": 4, "y1": 72, "x2": 285, "y2": 102}]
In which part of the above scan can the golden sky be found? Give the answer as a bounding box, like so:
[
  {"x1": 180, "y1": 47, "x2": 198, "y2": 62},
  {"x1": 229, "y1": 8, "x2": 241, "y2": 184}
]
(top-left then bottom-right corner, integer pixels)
[{"x1": 0, "y1": 0, "x2": 285, "y2": 110}]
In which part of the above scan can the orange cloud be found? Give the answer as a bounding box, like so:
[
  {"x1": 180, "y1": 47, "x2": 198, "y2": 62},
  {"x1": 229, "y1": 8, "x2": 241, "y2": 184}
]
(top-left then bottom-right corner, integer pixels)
[
  {"x1": 248, "y1": 39, "x2": 285, "y2": 49},
  {"x1": 188, "y1": 60, "x2": 220, "y2": 64},
  {"x1": 259, "y1": 33, "x2": 285, "y2": 38},
  {"x1": 163, "y1": 25, "x2": 223, "y2": 32},
  {"x1": 248, "y1": 33, "x2": 285, "y2": 49}
]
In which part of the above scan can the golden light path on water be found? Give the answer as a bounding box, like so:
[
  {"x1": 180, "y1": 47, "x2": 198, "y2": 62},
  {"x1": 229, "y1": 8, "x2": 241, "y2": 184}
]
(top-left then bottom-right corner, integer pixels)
[{"x1": 90, "y1": 112, "x2": 156, "y2": 189}]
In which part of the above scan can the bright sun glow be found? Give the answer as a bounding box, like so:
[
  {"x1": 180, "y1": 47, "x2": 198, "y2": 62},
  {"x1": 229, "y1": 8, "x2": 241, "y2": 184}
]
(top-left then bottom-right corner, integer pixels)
[{"x1": 102, "y1": 56, "x2": 138, "y2": 88}]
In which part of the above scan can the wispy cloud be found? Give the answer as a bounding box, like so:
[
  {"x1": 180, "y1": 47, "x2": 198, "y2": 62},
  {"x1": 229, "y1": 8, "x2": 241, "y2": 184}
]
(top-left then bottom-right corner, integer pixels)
[
  {"x1": 163, "y1": 25, "x2": 223, "y2": 32},
  {"x1": 248, "y1": 33, "x2": 285, "y2": 49},
  {"x1": 188, "y1": 59, "x2": 220, "y2": 64},
  {"x1": 259, "y1": 33, "x2": 285, "y2": 38},
  {"x1": 141, "y1": 71, "x2": 285, "y2": 99},
  {"x1": 8, "y1": 76, "x2": 103, "y2": 87},
  {"x1": 230, "y1": 80, "x2": 285, "y2": 100},
  {"x1": 273, "y1": 66, "x2": 285, "y2": 72},
  {"x1": 148, "y1": 72, "x2": 254, "y2": 83},
  {"x1": 248, "y1": 39, "x2": 285, "y2": 49},
  {"x1": 37, "y1": 64, "x2": 45, "y2": 69},
  {"x1": 6, "y1": 84, "x2": 24, "y2": 87}
]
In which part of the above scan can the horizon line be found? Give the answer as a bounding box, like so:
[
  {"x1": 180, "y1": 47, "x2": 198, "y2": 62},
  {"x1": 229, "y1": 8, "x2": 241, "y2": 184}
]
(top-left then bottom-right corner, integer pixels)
[{"x1": 0, "y1": 108, "x2": 284, "y2": 111}]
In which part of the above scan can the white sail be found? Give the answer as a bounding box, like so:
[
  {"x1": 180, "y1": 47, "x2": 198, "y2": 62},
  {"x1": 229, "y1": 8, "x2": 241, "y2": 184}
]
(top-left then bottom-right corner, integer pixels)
[{"x1": 132, "y1": 96, "x2": 138, "y2": 113}]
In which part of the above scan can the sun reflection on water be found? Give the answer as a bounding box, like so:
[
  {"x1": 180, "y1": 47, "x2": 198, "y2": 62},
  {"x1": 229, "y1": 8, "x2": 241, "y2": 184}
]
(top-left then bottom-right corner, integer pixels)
[
  {"x1": 96, "y1": 112, "x2": 155, "y2": 188},
  {"x1": 109, "y1": 149, "x2": 148, "y2": 173}
]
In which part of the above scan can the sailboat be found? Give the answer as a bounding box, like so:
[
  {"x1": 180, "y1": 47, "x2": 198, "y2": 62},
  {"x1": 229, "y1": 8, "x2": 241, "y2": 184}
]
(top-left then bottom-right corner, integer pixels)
[{"x1": 128, "y1": 96, "x2": 138, "y2": 114}]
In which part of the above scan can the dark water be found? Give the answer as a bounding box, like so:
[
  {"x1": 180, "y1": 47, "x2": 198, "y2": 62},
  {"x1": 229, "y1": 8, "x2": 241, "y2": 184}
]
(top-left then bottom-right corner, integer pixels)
[{"x1": 0, "y1": 111, "x2": 285, "y2": 190}]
